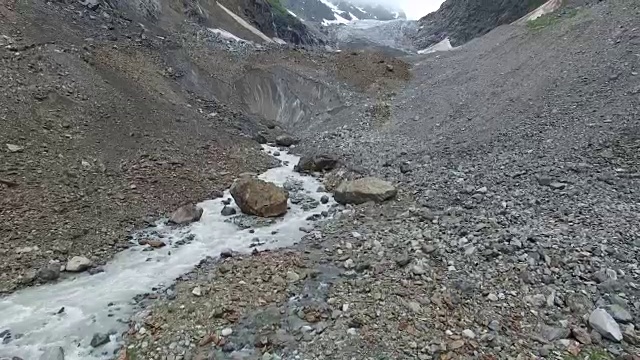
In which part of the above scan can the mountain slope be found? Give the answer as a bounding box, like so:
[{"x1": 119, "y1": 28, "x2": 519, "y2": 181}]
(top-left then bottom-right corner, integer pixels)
[{"x1": 413, "y1": 0, "x2": 549, "y2": 48}]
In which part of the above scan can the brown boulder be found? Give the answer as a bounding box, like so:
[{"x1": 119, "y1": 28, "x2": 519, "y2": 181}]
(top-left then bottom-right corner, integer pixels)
[
  {"x1": 230, "y1": 177, "x2": 288, "y2": 217},
  {"x1": 295, "y1": 154, "x2": 338, "y2": 173}
]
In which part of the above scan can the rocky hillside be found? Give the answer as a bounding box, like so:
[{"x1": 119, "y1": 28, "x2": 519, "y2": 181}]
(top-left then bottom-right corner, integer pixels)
[
  {"x1": 280, "y1": 0, "x2": 405, "y2": 25},
  {"x1": 413, "y1": 0, "x2": 549, "y2": 48}
]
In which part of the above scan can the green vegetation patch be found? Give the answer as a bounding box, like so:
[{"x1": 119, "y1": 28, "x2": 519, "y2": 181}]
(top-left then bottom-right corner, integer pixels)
[{"x1": 527, "y1": 7, "x2": 579, "y2": 30}]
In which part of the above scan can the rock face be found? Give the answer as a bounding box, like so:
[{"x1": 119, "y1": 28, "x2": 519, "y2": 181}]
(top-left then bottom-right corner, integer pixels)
[
  {"x1": 65, "y1": 256, "x2": 92, "y2": 272},
  {"x1": 230, "y1": 177, "x2": 288, "y2": 217},
  {"x1": 414, "y1": 0, "x2": 547, "y2": 48},
  {"x1": 275, "y1": 135, "x2": 299, "y2": 147},
  {"x1": 169, "y1": 204, "x2": 204, "y2": 225},
  {"x1": 589, "y1": 308, "x2": 623, "y2": 342},
  {"x1": 295, "y1": 154, "x2": 338, "y2": 173},
  {"x1": 334, "y1": 177, "x2": 397, "y2": 205}
]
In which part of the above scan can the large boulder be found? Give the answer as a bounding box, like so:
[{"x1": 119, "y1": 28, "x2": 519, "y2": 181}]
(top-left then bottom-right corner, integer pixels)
[
  {"x1": 275, "y1": 135, "x2": 299, "y2": 147},
  {"x1": 334, "y1": 177, "x2": 397, "y2": 205},
  {"x1": 169, "y1": 204, "x2": 204, "y2": 225},
  {"x1": 295, "y1": 154, "x2": 338, "y2": 173},
  {"x1": 230, "y1": 177, "x2": 288, "y2": 217}
]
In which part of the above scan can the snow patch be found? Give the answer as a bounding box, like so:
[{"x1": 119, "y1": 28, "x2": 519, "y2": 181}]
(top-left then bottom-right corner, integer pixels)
[
  {"x1": 418, "y1": 38, "x2": 453, "y2": 54},
  {"x1": 208, "y1": 28, "x2": 248, "y2": 42}
]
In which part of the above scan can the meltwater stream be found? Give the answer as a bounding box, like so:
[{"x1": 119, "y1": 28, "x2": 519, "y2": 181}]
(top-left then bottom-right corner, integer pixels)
[{"x1": 0, "y1": 145, "x2": 336, "y2": 360}]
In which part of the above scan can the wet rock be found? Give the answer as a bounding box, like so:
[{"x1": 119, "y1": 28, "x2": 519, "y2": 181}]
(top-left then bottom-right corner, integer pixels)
[
  {"x1": 254, "y1": 133, "x2": 267, "y2": 144},
  {"x1": 169, "y1": 204, "x2": 203, "y2": 225},
  {"x1": 589, "y1": 308, "x2": 623, "y2": 342},
  {"x1": 221, "y1": 206, "x2": 237, "y2": 216},
  {"x1": 39, "y1": 346, "x2": 65, "y2": 360},
  {"x1": 230, "y1": 177, "x2": 288, "y2": 217},
  {"x1": 320, "y1": 195, "x2": 329, "y2": 204},
  {"x1": 606, "y1": 304, "x2": 633, "y2": 323},
  {"x1": 138, "y1": 239, "x2": 166, "y2": 248},
  {"x1": 295, "y1": 154, "x2": 338, "y2": 173},
  {"x1": 65, "y1": 256, "x2": 92, "y2": 272},
  {"x1": 334, "y1": 177, "x2": 397, "y2": 205},
  {"x1": 37, "y1": 264, "x2": 61, "y2": 282},
  {"x1": 275, "y1": 135, "x2": 298, "y2": 147},
  {"x1": 90, "y1": 332, "x2": 110, "y2": 347}
]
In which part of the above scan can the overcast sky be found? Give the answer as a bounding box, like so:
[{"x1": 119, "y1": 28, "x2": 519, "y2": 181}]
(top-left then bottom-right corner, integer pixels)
[{"x1": 351, "y1": 0, "x2": 446, "y2": 20}]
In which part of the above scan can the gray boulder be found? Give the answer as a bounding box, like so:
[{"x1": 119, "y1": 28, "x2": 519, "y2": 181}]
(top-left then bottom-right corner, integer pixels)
[
  {"x1": 275, "y1": 135, "x2": 298, "y2": 147},
  {"x1": 295, "y1": 154, "x2": 338, "y2": 173},
  {"x1": 221, "y1": 206, "x2": 237, "y2": 216},
  {"x1": 589, "y1": 308, "x2": 623, "y2": 342},
  {"x1": 37, "y1": 264, "x2": 61, "y2": 282},
  {"x1": 230, "y1": 177, "x2": 288, "y2": 217},
  {"x1": 169, "y1": 204, "x2": 204, "y2": 225},
  {"x1": 65, "y1": 256, "x2": 92, "y2": 272},
  {"x1": 334, "y1": 177, "x2": 397, "y2": 205}
]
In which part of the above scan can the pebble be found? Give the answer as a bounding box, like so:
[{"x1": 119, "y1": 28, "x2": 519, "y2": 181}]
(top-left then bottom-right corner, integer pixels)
[
  {"x1": 487, "y1": 293, "x2": 499, "y2": 301},
  {"x1": 191, "y1": 286, "x2": 202, "y2": 297},
  {"x1": 221, "y1": 328, "x2": 233, "y2": 337}
]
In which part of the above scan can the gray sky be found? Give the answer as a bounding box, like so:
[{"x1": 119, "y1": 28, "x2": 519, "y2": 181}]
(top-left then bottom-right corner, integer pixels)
[{"x1": 351, "y1": 0, "x2": 446, "y2": 20}]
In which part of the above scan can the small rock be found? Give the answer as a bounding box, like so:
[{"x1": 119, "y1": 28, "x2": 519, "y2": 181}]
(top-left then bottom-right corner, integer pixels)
[
  {"x1": 221, "y1": 206, "x2": 236, "y2": 216},
  {"x1": 273, "y1": 151, "x2": 281, "y2": 156},
  {"x1": 286, "y1": 270, "x2": 300, "y2": 283},
  {"x1": 449, "y1": 340, "x2": 464, "y2": 350},
  {"x1": 540, "y1": 325, "x2": 569, "y2": 342},
  {"x1": 571, "y1": 327, "x2": 591, "y2": 345},
  {"x1": 488, "y1": 320, "x2": 500, "y2": 331},
  {"x1": 6, "y1": 144, "x2": 24, "y2": 153},
  {"x1": 221, "y1": 328, "x2": 233, "y2": 337},
  {"x1": 90, "y1": 333, "x2": 110, "y2": 347},
  {"x1": 192, "y1": 286, "x2": 202, "y2": 297},
  {"x1": 395, "y1": 254, "x2": 411, "y2": 267},
  {"x1": 462, "y1": 329, "x2": 475, "y2": 339},
  {"x1": 344, "y1": 259, "x2": 355, "y2": 269},
  {"x1": 589, "y1": 308, "x2": 623, "y2": 342},
  {"x1": 320, "y1": 195, "x2": 329, "y2": 204},
  {"x1": 65, "y1": 256, "x2": 92, "y2": 272},
  {"x1": 138, "y1": 239, "x2": 165, "y2": 248},
  {"x1": 487, "y1": 293, "x2": 499, "y2": 302},
  {"x1": 407, "y1": 301, "x2": 421, "y2": 313}
]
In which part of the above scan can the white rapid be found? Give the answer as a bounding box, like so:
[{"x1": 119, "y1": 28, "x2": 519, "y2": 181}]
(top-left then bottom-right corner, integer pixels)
[{"x1": 0, "y1": 145, "x2": 336, "y2": 360}]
